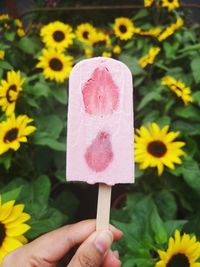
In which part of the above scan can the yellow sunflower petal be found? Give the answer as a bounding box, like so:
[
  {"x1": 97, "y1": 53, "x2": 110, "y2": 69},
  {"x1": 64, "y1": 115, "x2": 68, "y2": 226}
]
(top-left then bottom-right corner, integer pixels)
[
  {"x1": 2, "y1": 237, "x2": 23, "y2": 252},
  {"x1": 15, "y1": 235, "x2": 28, "y2": 245},
  {"x1": 0, "y1": 201, "x2": 15, "y2": 221},
  {"x1": 6, "y1": 213, "x2": 31, "y2": 228},
  {"x1": 6, "y1": 223, "x2": 30, "y2": 237}
]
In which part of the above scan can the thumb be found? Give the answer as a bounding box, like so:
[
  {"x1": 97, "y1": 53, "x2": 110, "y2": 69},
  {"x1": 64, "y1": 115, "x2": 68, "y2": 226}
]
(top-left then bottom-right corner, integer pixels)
[{"x1": 68, "y1": 230, "x2": 113, "y2": 267}]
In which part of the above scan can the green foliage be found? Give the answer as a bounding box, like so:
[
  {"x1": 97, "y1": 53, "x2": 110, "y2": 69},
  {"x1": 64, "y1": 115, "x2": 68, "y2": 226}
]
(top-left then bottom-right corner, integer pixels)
[{"x1": 0, "y1": 14, "x2": 78, "y2": 246}]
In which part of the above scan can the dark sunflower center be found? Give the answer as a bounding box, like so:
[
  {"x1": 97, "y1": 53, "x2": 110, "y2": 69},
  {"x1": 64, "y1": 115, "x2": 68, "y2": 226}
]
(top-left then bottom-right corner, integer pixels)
[
  {"x1": 166, "y1": 253, "x2": 190, "y2": 267},
  {"x1": 119, "y1": 25, "x2": 127, "y2": 33},
  {"x1": 4, "y1": 128, "x2": 18, "y2": 143},
  {"x1": 147, "y1": 140, "x2": 167, "y2": 157},
  {"x1": 167, "y1": 0, "x2": 174, "y2": 2},
  {"x1": 6, "y1": 84, "x2": 17, "y2": 103},
  {"x1": 53, "y1": 30, "x2": 65, "y2": 42},
  {"x1": 93, "y1": 40, "x2": 106, "y2": 47},
  {"x1": 49, "y1": 58, "x2": 63, "y2": 71},
  {"x1": 83, "y1": 31, "x2": 89, "y2": 39},
  {"x1": 0, "y1": 223, "x2": 6, "y2": 246}
]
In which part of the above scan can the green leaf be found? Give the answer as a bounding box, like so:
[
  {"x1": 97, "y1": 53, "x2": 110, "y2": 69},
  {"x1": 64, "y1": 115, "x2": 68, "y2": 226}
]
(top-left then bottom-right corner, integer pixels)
[
  {"x1": 30, "y1": 81, "x2": 50, "y2": 98},
  {"x1": 179, "y1": 43, "x2": 200, "y2": 54},
  {"x1": 163, "y1": 42, "x2": 179, "y2": 59},
  {"x1": 0, "y1": 60, "x2": 13, "y2": 70},
  {"x1": 36, "y1": 115, "x2": 64, "y2": 139},
  {"x1": 175, "y1": 105, "x2": 200, "y2": 121},
  {"x1": 123, "y1": 256, "x2": 153, "y2": 267},
  {"x1": 50, "y1": 87, "x2": 67, "y2": 105},
  {"x1": 156, "y1": 116, "x2": 171, "y2": 128},
  {"x1": 23, "y1": 95, "x2": 40, "y2": 109},
  {"x1": 1, "y1": 178, "x2": 31, "y2": 204},
  {"x1": 166, "y1": 67, "x2": 183, "y2": 77},
  {"x1": 191, "y1": 58, "x2": 200, "y2": 83},
  {"x1": 142, "y1": 110, "x2": 160, "y2": 124},
  {"x1": 154, "y1": 190, "x2": 177, "y2": 220},
  {"x1": 131, "y1": 195, "x2": 155, "y2": 234},
  {"x1": 126, "y1": 193, "x2": 144, "y2": 217},
  {"x1": 134, "y1": 76, "x2": 145, "y2": 87},
  {"x1": 172, "y1": 120, "x2": 200, "y2": 136},
  {"x1": 4, "y1": 32, "x2": 15, "y2": 41},
  {"x1": 192, "y1": 91, "x2": 200, "y2": 105},
  {"x1": 184, "y1": 137, "x2": 199, "y2": 157},
  {"x1": 33, "y1": 132, "x2": 66, "y2": 151},
  {"x1": 181, "y1": 159, "x2": 200, "y2": 194},
  {"x1": 119, "y1": 54, "x2": 145, "y2": 75},
  {"x1": 1, "y1": 186, "x2": 23, "y2": 203},
  {"x1": 165, "y1": 220, "x2": 187, "y2": 237},
  {"x1": 150, "y1": 205, "x2": 168, "y2": 244},
  {"x1": 55, "y1": 170, "x2": 66, "y2": 182},
  {"x1": 17, "y1": 36, "x2": 40, "y2": 55},
  {"x1": 53, "y1": 190, "x2": 79, "y2": 220},
  {"x1": 135, "y1": 164, "x2": 144, "y2": 179},
  {"x1": 133, "y1": 9, "x2": 148, "y2": 21},
  {"x1": 137, "y1": 91, "x2": 162, "y2": 111},
  {"x1": 0, "y1": 152, "x2": 12, "y2": 170},
  {"x1": 32, "y1": 175, "x2": 51, "y2": 206},
  {"x1": 27, "y1": 207, "x2": 67, "y2": 239}
]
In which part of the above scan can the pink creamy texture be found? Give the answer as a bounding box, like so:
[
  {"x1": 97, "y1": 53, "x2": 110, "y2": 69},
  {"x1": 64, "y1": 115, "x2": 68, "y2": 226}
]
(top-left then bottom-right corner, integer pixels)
[
  {"x1": 82, "y1": 67, "x2": 119, "y2": 115},
  {"x1": 67, "y1": 57, "x2": 134, "y2": 185},
  {"x1": 84, "y1": 131, "x2": 113, "y2": 172}
]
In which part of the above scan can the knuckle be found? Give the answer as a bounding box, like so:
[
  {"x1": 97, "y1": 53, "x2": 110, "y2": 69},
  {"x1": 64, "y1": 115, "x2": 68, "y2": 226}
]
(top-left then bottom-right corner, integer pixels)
[{"x1": 77, "y1": 254, "x2": 96, "y2": 267}]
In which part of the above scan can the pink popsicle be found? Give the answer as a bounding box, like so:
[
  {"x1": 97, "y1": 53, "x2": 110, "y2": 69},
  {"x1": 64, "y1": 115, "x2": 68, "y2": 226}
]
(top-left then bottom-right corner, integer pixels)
[{"x1": 67, "y1": 57, "x2": 134, "y2": 186}]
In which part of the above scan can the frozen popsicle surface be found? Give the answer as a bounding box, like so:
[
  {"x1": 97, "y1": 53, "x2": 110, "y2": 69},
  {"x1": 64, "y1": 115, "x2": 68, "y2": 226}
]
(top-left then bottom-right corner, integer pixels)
[{"x1": 67, "y1": 57, "x2": 134, "y2": 185}]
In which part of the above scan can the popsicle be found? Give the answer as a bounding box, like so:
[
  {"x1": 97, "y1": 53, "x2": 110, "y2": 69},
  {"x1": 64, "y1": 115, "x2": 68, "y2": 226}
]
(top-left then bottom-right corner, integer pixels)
[{"x1": 67, "y1": 57, "x2": 134, "y2": 229}]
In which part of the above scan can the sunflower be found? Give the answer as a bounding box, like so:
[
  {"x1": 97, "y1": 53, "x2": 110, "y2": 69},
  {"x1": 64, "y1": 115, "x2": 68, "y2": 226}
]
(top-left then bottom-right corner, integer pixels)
[
  {"x1": 113, "y1": 45, "x2": 121, "y2": 55},
  {"x1": 138, "y1": 47, "x2": 161, "y2": 68},
  {"x1": 162, "y1": 76, "x2": 193, "y2": 105},
  {"x1": 155, "y1": 230, "x2": 200, "y2": 267},
  {"x1": 75, "y1": 23, "x2": 96, "y2": 43},
  {"x1": 0, "y1": 196, "x2": 30, "y2": 263},
  {"x1": 158, "y1": 17, "x2": 183, "y2": 41},
  {"x1": 0, "y1": 70, "x2": 25, "y2": 116},
  {"x1": 0, "y1": 114, "x2": 36, "y2": 155},
  {"x1": 84, "y1": 47, "x2": 93, "y2": 58},
  {"x1": 88, "y1": 31, "x2": 111, "y2": 48},
  {"x1": 102, "y1": 51, "x2": 112, "y2": 58},
  {"x1": 144, "y1": 0, "x2": 154, "y2": 7},
  {"x1": 134, "y1": 123, "x2": 185, "y2": 175},
  {"x1": 14, "y1": 19, "x2": 23, "y2": 28},
  {"x1": 40, "y1": 21, "x2": 75, "y2": 51},
  {"x1": 0, "y1": 50, "x2": 5, "y2": 60},
  {"x1": 161, "y1": 0, "x2": 180, "y2": 11},
  {"x1": 113, "y1": 17, "x2": 135, "y2": 40},
  {"x1": 0, "y1": 14, "x2": 9, "y2": 22},
  {"x1": 17, "y1": 28, "x2": 25, "y2": 37},
  {"x1": 138, "y1": 27, "x2": 162, "y2": 37},
  {"x1": 36, "y1": 48, "x2": 73, "y2": 83}
]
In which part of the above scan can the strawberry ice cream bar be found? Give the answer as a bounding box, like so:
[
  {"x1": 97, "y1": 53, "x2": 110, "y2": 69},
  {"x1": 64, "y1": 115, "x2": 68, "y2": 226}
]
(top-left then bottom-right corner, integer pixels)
[{"x1": 67, "y1": 57, "x2": 134, "y2": 185}]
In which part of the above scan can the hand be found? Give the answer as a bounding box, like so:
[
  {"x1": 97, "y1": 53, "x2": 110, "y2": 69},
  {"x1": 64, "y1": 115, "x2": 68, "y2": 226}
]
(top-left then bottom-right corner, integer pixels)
[{"x1": 2, "y1": 220, "x2": 122, "y2": 267}]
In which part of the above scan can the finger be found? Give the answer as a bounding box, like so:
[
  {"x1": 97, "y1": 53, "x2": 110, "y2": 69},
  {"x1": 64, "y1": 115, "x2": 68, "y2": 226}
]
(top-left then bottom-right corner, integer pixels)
[
  {"x1": 25, "y1": 220, "x2": 122, "y2": 263},
  {"x1": 102, "y1": 250, "x2": 121, "y2": 267},
  {"x1": 68, "y1": 230, "x2": 114, "y2": 267}
]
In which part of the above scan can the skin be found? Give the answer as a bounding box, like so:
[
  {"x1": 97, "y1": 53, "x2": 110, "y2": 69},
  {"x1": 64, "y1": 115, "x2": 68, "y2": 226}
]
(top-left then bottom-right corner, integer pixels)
[{"x1": 2, "y1": 220, "x2": 122, "y2": 267}]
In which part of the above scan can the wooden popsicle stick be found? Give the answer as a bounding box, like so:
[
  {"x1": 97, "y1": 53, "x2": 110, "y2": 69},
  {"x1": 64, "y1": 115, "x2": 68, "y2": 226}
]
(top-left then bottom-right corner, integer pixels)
[{"x1": 96, "y1": 183, "x2": 112, "y2": 230}]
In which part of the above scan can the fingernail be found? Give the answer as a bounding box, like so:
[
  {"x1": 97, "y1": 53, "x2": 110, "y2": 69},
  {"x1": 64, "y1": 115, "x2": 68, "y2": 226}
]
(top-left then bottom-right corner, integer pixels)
[
  {"x1": 113, "y1": 250, "x2": 120, "y2": 259},
  {"x1": 94, "y1": 230, "x2": 113, "y2": 254}
]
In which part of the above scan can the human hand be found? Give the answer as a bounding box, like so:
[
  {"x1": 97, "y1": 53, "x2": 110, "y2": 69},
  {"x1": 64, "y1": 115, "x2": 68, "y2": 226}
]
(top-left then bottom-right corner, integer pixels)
[{"x1": 2, "y1": 220, "x2": 123, "y2": 267}]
